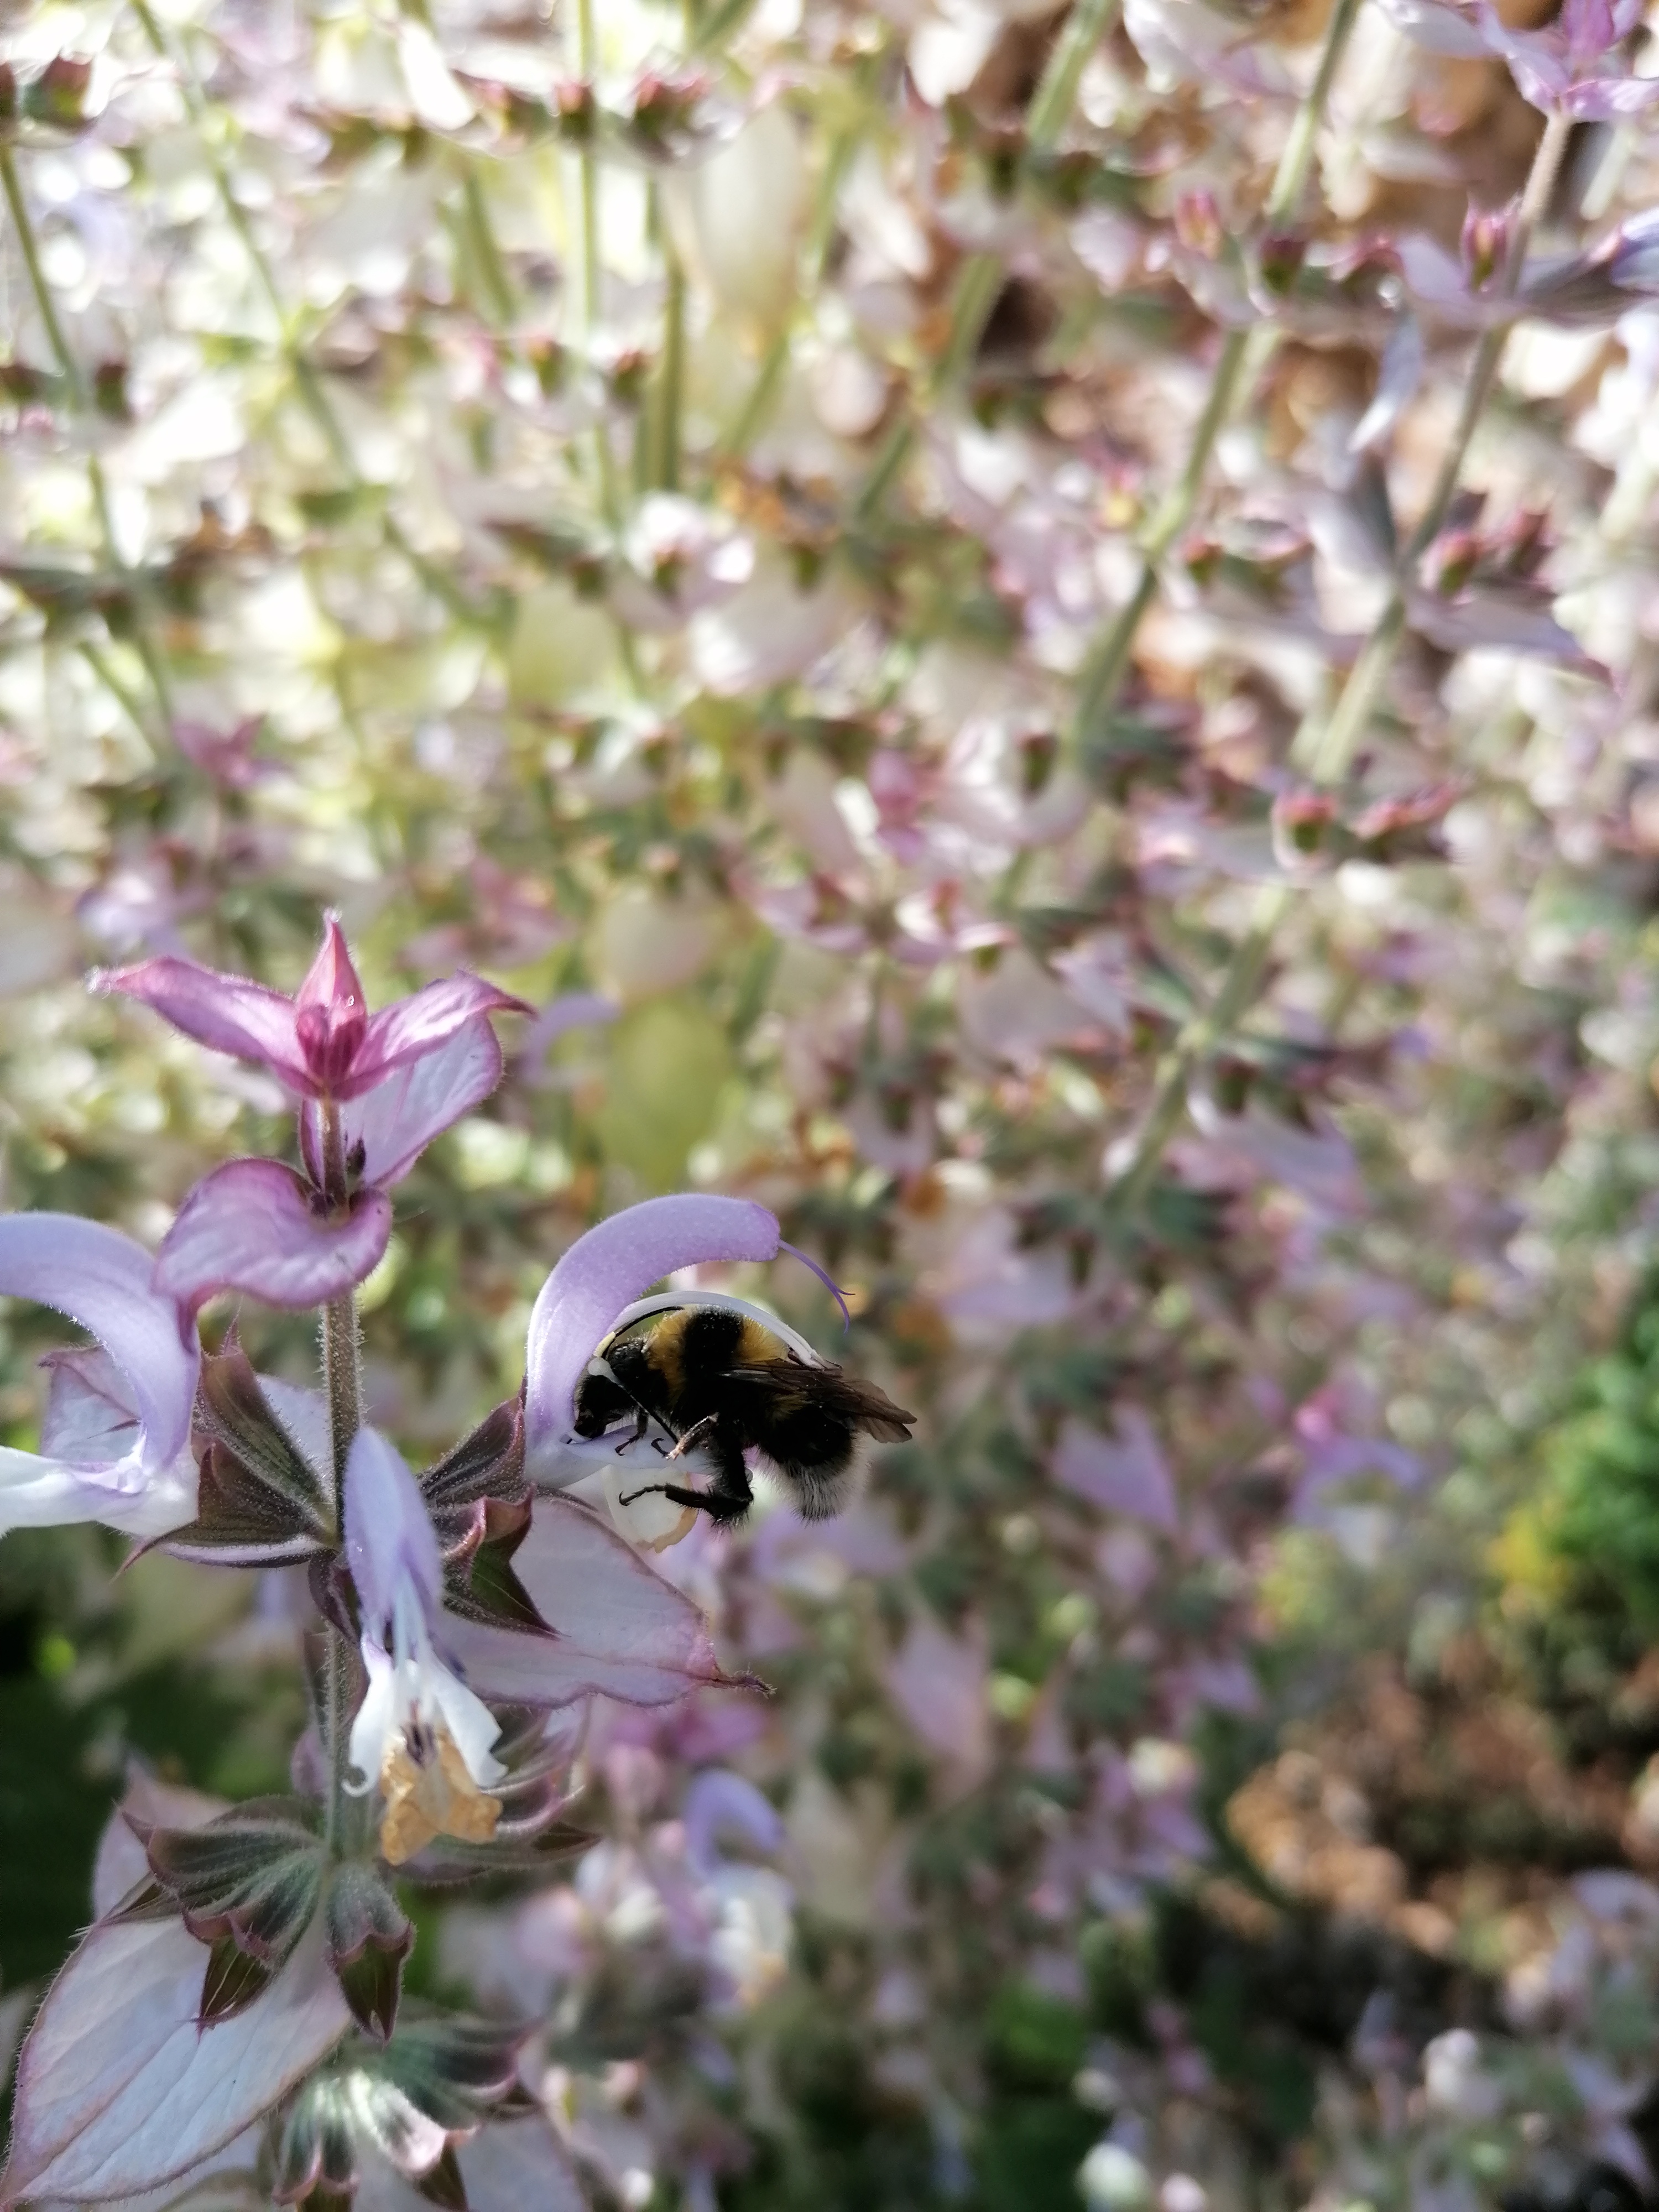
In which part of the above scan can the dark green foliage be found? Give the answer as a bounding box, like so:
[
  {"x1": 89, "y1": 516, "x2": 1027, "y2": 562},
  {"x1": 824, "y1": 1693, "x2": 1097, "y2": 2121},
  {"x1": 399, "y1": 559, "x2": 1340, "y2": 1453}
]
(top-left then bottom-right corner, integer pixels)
[{"x1": 1525, "y1": 1274, "x2": 1659, "y2": 1658}]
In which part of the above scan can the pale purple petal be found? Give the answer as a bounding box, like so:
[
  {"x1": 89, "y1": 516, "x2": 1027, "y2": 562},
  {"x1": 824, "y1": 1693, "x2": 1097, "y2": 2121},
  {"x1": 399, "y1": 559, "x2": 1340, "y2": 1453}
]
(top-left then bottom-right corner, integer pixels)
[
  {"x1": 1560, "y1": 72, "x2": 1659, "y2": 117},
  {"x1": 684, "y1": 1770, "x2": 785, "y2": 1877},
  {"x1": 347, "y1": 973, "x2": 531, "y2": 1099},
  {"x1": 0, "y1": 1447, "x2": 198, "y2": 1539},
  {"x1": 1372, "y1": 0, "x2": 1489, "y2": 55},
  {"x1": 444, "y1": 1496, "x2": 734, "y2": 1707},
  {"x1": 1405, "y1": 587, "x2": 1596, "y2": 663},
  {"x1": 1053, "y1": 1413, "x2": 1180, "y2": 1532},
  {"x1": 39, "y1": 1347, "x2": 140, "y2": 1463},
  {"x1": 1349, "y1": 316, "x2": 1426, "y2": 452},
  {"x1": 516, "y1": 992, "x2": 619, "y2": 1088},
  {"x1": 345, "y1": 1426, "x2": 442, "y2": 1631},
  {"x1": 301, "y1": 1018, "x2": 506, "y2": 1188},
  {"x1": 885, "y1": 1614, "x2": 991, "y2": 1788},
  {"x1": 354, "y1": 2121, "x2": 587, "y2": 2212},
  {"x1": 0, "y1": 1214, "x2": 197, "y2": 1470},
  {"x1": 92, "y1": 957, "x2": 311, "y2": 1094},
  {"x1": 523, "y1": 1194, "x2": 781, "y2": 1463},
  {"x1": 1, "y1": 1914, "x2": 349, "y2": 2204},
  {"x1": 154, "y1": 1160, "x2": 392, "y2": 1314}
]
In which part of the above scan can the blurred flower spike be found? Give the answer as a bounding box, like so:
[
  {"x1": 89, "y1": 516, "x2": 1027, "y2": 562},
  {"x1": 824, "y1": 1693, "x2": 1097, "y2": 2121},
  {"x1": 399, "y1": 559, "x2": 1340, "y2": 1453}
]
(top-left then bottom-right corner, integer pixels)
[
  {"x1": 95, "y1": 914, "x2": 530, "y2": 1313},
  {"x1": 1480, "y1": 0, "x2": 1659, "y2": 114}
]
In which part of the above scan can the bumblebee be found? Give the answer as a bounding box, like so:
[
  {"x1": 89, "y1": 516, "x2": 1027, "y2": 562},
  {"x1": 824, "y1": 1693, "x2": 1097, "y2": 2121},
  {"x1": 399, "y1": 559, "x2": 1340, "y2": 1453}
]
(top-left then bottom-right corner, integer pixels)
[{"x1": 572, "y1": 1293, "x2": 915, "y2": 1525}]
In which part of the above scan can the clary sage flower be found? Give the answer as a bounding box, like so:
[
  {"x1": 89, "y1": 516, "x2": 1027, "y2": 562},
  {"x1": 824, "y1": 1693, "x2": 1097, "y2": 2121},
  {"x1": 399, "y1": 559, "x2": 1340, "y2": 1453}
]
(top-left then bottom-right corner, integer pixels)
[{"x1": 0, "y1": 916, "x2": 855, "y2": 2208}]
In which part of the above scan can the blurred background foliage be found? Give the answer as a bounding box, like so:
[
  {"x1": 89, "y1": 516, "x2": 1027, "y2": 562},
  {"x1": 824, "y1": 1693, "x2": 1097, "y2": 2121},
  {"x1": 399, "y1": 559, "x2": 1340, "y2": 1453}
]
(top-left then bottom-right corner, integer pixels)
[{"x1": 2, "y1": 0, "x2": 1659, "y2": 2205}]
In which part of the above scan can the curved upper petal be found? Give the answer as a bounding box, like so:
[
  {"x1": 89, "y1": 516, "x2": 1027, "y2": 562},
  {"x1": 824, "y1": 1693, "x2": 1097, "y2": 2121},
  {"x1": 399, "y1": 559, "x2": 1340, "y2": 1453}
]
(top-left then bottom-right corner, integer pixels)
[
  {"x1": 93, "y1": 958, "x2": 312, "y2": 1094},
  {"x1": 300, "y1": 1018, "x2": 505, "y2": 1188},
  {"x1": 0, "y1": 1214, "x2": 197, "y2": 1472},
  {"x1": 346, "y1": 974, "x2": 531, "y2": 1099},
  {"x1": 154, "y1": 1160, "x2": 392, "y2": 1315},
  {"x1": 344, "y1": 1427, "x2": 442, "y2": 1631},
  {"x1": 523, "y1": 1194, "x2": 780, "y2": 1464}
]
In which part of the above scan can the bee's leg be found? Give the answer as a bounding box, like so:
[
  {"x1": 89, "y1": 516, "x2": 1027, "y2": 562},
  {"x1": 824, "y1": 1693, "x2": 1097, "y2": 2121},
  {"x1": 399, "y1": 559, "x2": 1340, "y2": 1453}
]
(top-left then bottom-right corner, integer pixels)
[
  {"x1": 613, "y1": 1406, "x2": 649, "y2": 1454},
  {"x1": 665, "y1": 1415, "x2": 721, "y2": 1462},
  {"x1": 620, "y1": 1439, "x2": 755, "y2": 1526},
  {"x1": 617, "y1": 1478, "x2": 744, "y2": 1522}
]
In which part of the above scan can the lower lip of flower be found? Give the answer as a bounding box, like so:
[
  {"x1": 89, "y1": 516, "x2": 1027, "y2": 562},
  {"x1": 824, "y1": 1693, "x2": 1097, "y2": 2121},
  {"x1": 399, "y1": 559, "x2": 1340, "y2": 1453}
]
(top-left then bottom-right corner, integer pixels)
[{"x1": 378, "y1": 1717, "x2": 503, "y2": 1866}]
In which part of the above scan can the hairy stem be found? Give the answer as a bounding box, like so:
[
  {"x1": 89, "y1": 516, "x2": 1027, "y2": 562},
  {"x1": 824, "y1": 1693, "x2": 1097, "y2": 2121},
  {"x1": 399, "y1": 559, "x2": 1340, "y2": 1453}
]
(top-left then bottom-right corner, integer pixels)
[
  {"x1": 316, "y1": 1100, "x2": 363, "y2": 1855},
  {"x1": 318, "y1": 1103, "x2": 363, "y2": 1515},
  {"x1": 1102, "y1": 108, "x2": 1572, "y2": 1218}
]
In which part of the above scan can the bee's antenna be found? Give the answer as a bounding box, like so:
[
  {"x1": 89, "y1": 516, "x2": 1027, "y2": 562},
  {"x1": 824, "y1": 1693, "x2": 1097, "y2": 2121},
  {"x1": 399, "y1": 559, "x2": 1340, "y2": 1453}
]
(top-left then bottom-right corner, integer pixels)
[{"x1": 778, "y1": 1240, "x2": 852, "y2": 1333}]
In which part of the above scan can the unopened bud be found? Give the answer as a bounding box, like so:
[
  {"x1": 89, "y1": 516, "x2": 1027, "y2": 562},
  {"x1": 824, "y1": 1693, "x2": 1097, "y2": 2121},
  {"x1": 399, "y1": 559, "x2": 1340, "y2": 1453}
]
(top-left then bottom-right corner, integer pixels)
[
  {"x1": 555, "y1": 76, "x2": 597, "y2": 138},
  {"x1": 1174, "y1": 190, "x2": 1224, "y2": 260},
  {"x1": 1257, "y1": 229, "x2": 1307, "y2": 297},
  {"x1": 1462, "y1": 200, "x2": 1514, "y2": 292},
  {"x1": 1423, "y1": 526, "x2": 1479, "y2": 596}
]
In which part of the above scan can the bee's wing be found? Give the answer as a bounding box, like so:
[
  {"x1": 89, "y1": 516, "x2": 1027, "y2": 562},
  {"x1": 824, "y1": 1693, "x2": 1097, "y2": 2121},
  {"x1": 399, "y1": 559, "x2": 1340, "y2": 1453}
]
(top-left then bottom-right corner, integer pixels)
[{"x1": 727, "y1": 1360, "x2": 916, "y2": 1443}]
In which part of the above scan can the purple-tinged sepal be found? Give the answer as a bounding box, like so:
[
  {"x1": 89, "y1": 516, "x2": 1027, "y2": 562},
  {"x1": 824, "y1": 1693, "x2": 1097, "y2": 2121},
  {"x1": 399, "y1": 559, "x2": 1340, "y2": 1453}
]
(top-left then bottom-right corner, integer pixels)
[
  {"x1": 322, "y1": 1861, "x2": 413, "y2": 2043},
  {"x1": 272, "y1": 2018, "x2": 529, "y2": 2208},
  {"x1": 129, "y1": 1797, "x2": 327, "y2": 2027},
  {"x1": 164, "y1": 1336, "x2": 336, "y2": 1567}
]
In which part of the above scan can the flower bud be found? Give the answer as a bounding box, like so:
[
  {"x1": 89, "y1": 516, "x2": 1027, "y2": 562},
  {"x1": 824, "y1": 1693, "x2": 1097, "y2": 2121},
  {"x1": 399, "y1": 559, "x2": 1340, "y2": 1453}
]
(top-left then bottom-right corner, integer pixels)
[
  {"x1": 1174, "y1": 191, "x2": 1224, "y2": 260},
  {"x1": 1462, "y1": 200, "x2": 1515, "y2": 291}
]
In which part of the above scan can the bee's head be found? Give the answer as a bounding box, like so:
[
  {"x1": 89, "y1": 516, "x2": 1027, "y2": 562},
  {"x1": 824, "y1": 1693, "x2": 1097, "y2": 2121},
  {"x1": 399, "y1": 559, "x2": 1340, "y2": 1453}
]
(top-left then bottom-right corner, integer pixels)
[{"x1": 572, "y1": 1359, "x2": 633, "y2": 1438}]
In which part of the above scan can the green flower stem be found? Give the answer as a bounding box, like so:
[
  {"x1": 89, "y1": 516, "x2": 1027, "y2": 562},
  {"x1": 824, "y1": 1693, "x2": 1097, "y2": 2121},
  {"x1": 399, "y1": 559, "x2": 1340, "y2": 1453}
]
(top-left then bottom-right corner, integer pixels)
[
  {"x1": 322, "y1": 1625, "x2": 354, "y2": 1858},
  {"x1": 1102, "y1": 108, "x2": 1573, "y2": 1221},
  {"x1": 130, "y1": 0, "x2": 493, "y2": 634},
  {"x1": 317, "y1": 1100, "x2": 363, "y2": 1858},
  {"x1": 573, "y1": 0, "x2": 622, "y2": 528},
  {"x1": 0, "y1": 142, "x2": 176, "y2": 742},
  {"x1": 1064, "y1": 0, "x2": 1364, "y2": 761},
  {"x1": 719, "y1": 89, "x2": 870, "y2": 461},
  {"x1": 318, "y1": 1104, "x2": 364, "y2": 1514},
  {"x1": 690, "y1": 0, "x2": 760, "y2": 52},
  {"x1": 656, "y1": 209, "x2": 687, "y2": 492},
  {"x1": 854, "y1": 0, "x2": 1123, "y2": 523},
  {"x1": 462, "y1": 167, "x2": 516, "y2": 326}
]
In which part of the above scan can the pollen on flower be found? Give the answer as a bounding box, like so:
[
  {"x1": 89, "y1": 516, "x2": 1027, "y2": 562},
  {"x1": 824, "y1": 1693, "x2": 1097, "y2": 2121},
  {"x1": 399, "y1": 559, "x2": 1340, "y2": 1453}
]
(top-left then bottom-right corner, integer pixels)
[{"x1": 378, "y1": 1713, "x2": 503, "y2": 1867}]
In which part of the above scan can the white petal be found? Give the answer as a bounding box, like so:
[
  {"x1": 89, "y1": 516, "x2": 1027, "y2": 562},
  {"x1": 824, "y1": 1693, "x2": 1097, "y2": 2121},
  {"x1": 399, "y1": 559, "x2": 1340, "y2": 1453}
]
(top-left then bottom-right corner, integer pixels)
[
  {"x1": 428, "y1": 1657, "x2": 506, "y2": 1788},
  {"x1": 347, "y1": 1638, "x2": 398, "y2": 1792}
]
